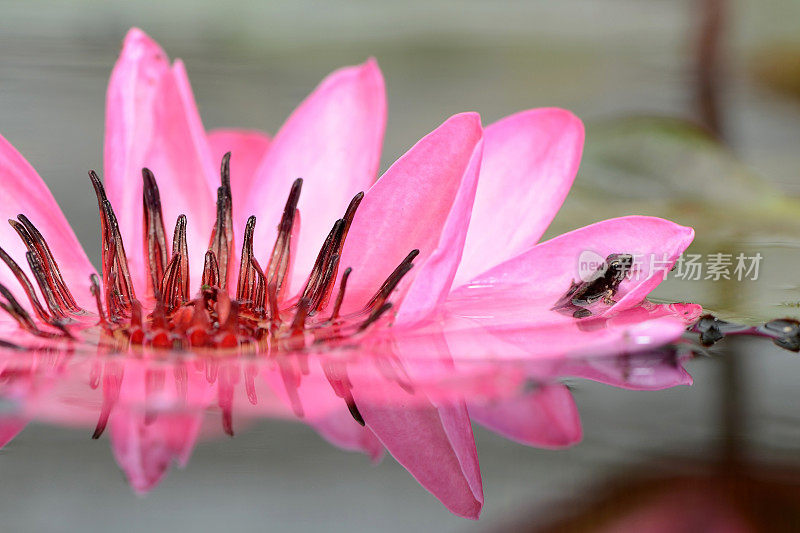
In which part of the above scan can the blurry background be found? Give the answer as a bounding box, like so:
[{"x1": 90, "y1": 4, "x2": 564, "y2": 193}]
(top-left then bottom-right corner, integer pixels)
[{"x1": 1, "y1": 0, "x2": 800, "y2": 531}]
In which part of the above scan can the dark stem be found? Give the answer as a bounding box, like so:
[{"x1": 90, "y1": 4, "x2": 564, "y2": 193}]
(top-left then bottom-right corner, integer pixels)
[{"x1": 695, "y1": 0, "x2": 727, "y2": 139}]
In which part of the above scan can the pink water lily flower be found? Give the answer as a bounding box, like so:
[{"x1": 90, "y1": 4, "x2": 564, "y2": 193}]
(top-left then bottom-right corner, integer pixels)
[{"x1": 0, "y1": 28, "x2": 701, "y2": 519}]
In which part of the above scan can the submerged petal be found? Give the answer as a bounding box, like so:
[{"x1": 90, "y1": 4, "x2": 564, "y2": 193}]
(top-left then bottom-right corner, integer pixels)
[
  {"x1": 439, "y1": 305, "x2": 697, "y2": 362},
  {"x1": 350, "y1": 375, "x2": 484, "y2": 519},
  {"x1": 110, "y1": 408, "x2": 204, "y2": 493},
  {"x1": 0, "y1": 134, "x2": 97, "y2": 311},
  {"x1": 259, "y1": 358, "x2": 384, "y2": 460},
  {"x1": 244, "y1": 59, "x2": 386, "y2": 294},
  {"x1": 104, "y1": 28, "x2": 217, "y2": 290},
  {"x1": 349, "y1": 331, "x2": 484, "y2": 519},
  {"x1": 468, "y1": 384, "x2": 582, "y2": 448},
  {"x1": 309, "y1": 409, "x2": 385, "y2": 462},
  {"x1": 0, "y1": 416, "x2": 26, "y2": 449},
  {"x1": 556, "y1": 350, "x2": 694, "y2": 391},
  {"x1": 456, "y1": 108, "x2": 584, "y2": 285},
  {"x1": 339, "y1": 112, "x2": 483, "y2": 319},
  {"x1": 107, "y1": 358, "x2": 211, "y2": 493}
]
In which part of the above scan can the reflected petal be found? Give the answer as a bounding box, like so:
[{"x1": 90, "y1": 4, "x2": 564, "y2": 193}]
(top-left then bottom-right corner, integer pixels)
[
  {"x1": 0, "y1": 417, "x2": 26, "y2": 449},
  {"x1": 557, "y1": 349, "x2": 694, "y2": 391},
  {"x1": 110, "y1": 408, "x2": 204, "y2": 493},
  {"x1": 435, "y1": 304, "x2": 699, "y2": 363},
  {"x1": 350, "y1": 365, "x2": 484, "y2": 520},
  {"x1": 469, "y1": 384, "x2": 582, "y2": 448}
]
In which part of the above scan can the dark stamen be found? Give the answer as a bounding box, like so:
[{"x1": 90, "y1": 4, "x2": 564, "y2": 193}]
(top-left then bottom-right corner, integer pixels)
[
  {"x1": 346, "y1": 396, "x2": 365, "y2": 426},
  {"x1": 0, "y1": 338, "x2": 21, "y2": 350},
  {"x1": 9, "y1": 220, "x2": 68, "y2": 318},
  {"x1": 236, "y1": 216, "x2": 257, "y2": 304},
  {"x1": 0, "y1": 282, "x2": 38, "y2": 333},
  {"x1": 364, "y1": 249, "x2": 419, "y2": 312},
  {"x1": 290, "y1": 298, "x2": 311, "y2": 334},
  {"x1": 0, "y1": 282, "x2": 63, "y2": 338},
  {"x1": 0, "y1": 245, "x2": 51, "y2": 321},
  {"x1": 142, "y1": 168, "x2": 169, "y2": 298},
  {"x1": 16, "y1": 214, "x2": 80, "y2": 313},
  {"x1": 301, "y1": 219, "x2": 344, "y2": 308},
  {"x1": 320, "y1": 192, "x2": 363, "y2": 310},
  {"x1": 309, "y1": 253, "x2": 340, "y2": 312},
  {"x1": 171, "y1": 215, "x2": 189, "y2": 303},
  {"x1": 266, "y1": 178, "x2": 302, "y2": 304},
  {"x1": 89, "y1": 274, "x2": 108, "y2": 328},
  {"x1": 107, "y1": 210, "x2": 136, "y2": 308},
  {"x1": 301, "y1": 191, "x2": 364, "y2": 313},
  {"x1": 267, "y1": 281, "x2": 279, "y2": 323},
  {"x1": 250, "y1": 257, "x2": 267, "y2": 318},
  {"x1": 90, "y1": 171, "x2": 136, "y2": 316},
  {"x1": 202, "y1": 250, "x2": 220, "y2": 288},
  {"x1": 24, "y1": 251, "x2": 65, "y2": 319},
  {"x1": 341, "y1": 192, "x2": 364, "y2": 240},
  {"x1": 359, "y1": 302, "x2": 394, "y2": 331},
  {"x1": 329, "y1": 267, "x2": 351, "y2": 321},
  {"x1": 160, "y1": 253, "x2": 181, "y2": 312},
  {"x1": 208, "y1": 152, "x2": 234, "y2": 290}
]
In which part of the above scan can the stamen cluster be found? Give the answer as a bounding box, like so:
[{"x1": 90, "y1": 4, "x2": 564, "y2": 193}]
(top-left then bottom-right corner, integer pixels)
[{"x1": 0, "y1": 154, "x2": 418, "y2": 354}]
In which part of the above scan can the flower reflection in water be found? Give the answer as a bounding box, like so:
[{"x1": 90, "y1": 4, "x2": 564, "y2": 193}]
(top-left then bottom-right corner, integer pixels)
[
  {"x1": 0, "y1": 305, "x2": 700, "y2": 517},
  {"x1": 0, "y1": 27, "x2": 702, "y2": 518}
]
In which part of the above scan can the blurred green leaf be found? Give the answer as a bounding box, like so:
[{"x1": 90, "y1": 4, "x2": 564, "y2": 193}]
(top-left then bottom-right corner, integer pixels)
[
  {"x1": 548, "y1": 115, "x2": 800, "y2": 245},
  {"x1": 547, "y1": 116, "x2": 800, "y2": 321}
]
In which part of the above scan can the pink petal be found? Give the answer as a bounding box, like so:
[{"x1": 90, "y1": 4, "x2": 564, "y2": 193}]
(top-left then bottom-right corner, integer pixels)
[
  {"x1": 206, "y1": 128, "x2": 271, "y2": 240},
  {"x1": 243, "y1": 59, "x2": 386, "y2": 294},
  {"x1": 0, "y1": 134, "x2": 97, "y2": 311},
  {"x1": 349, "y1": 333, "x2": 483, "y2": 519},
  {"x1": 350, "y1": 382, "x2": 484, "y2": 518},
  {"x1": 468, "y1": 384, "x2": 582, "y2": 448},
  {"x1": 108, "y1": 358, "x2": 210, "y2": 493},
  {"x1": 0, "y1": 417, "x2": 26, "y2": 448},
  {"x1": 110, "y1": 409, "x2": 203, "y2": 494},
  {"x1": 455, "y1": 108, "x2": 584, "y2": 285},
  {"x1": 338, "y1": 112, "x2": 483, "y2": 319},
  {"x1": 397, "y1": 139, "x2": 483, "y2": 325},
  {"x1": 310, "y1": 409, "x2": 384, "y2": 462},
  {"x1": 450, "y1": 216, "x2": 695, "y2": 325},
  {"x1": 104, "y1": 28, "x2": 217, "y2": 291}
]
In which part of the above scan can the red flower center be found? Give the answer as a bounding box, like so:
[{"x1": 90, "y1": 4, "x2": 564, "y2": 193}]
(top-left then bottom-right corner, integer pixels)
[{"x1": 0, "y1": 153, "x2": 417, "y2": 354}]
